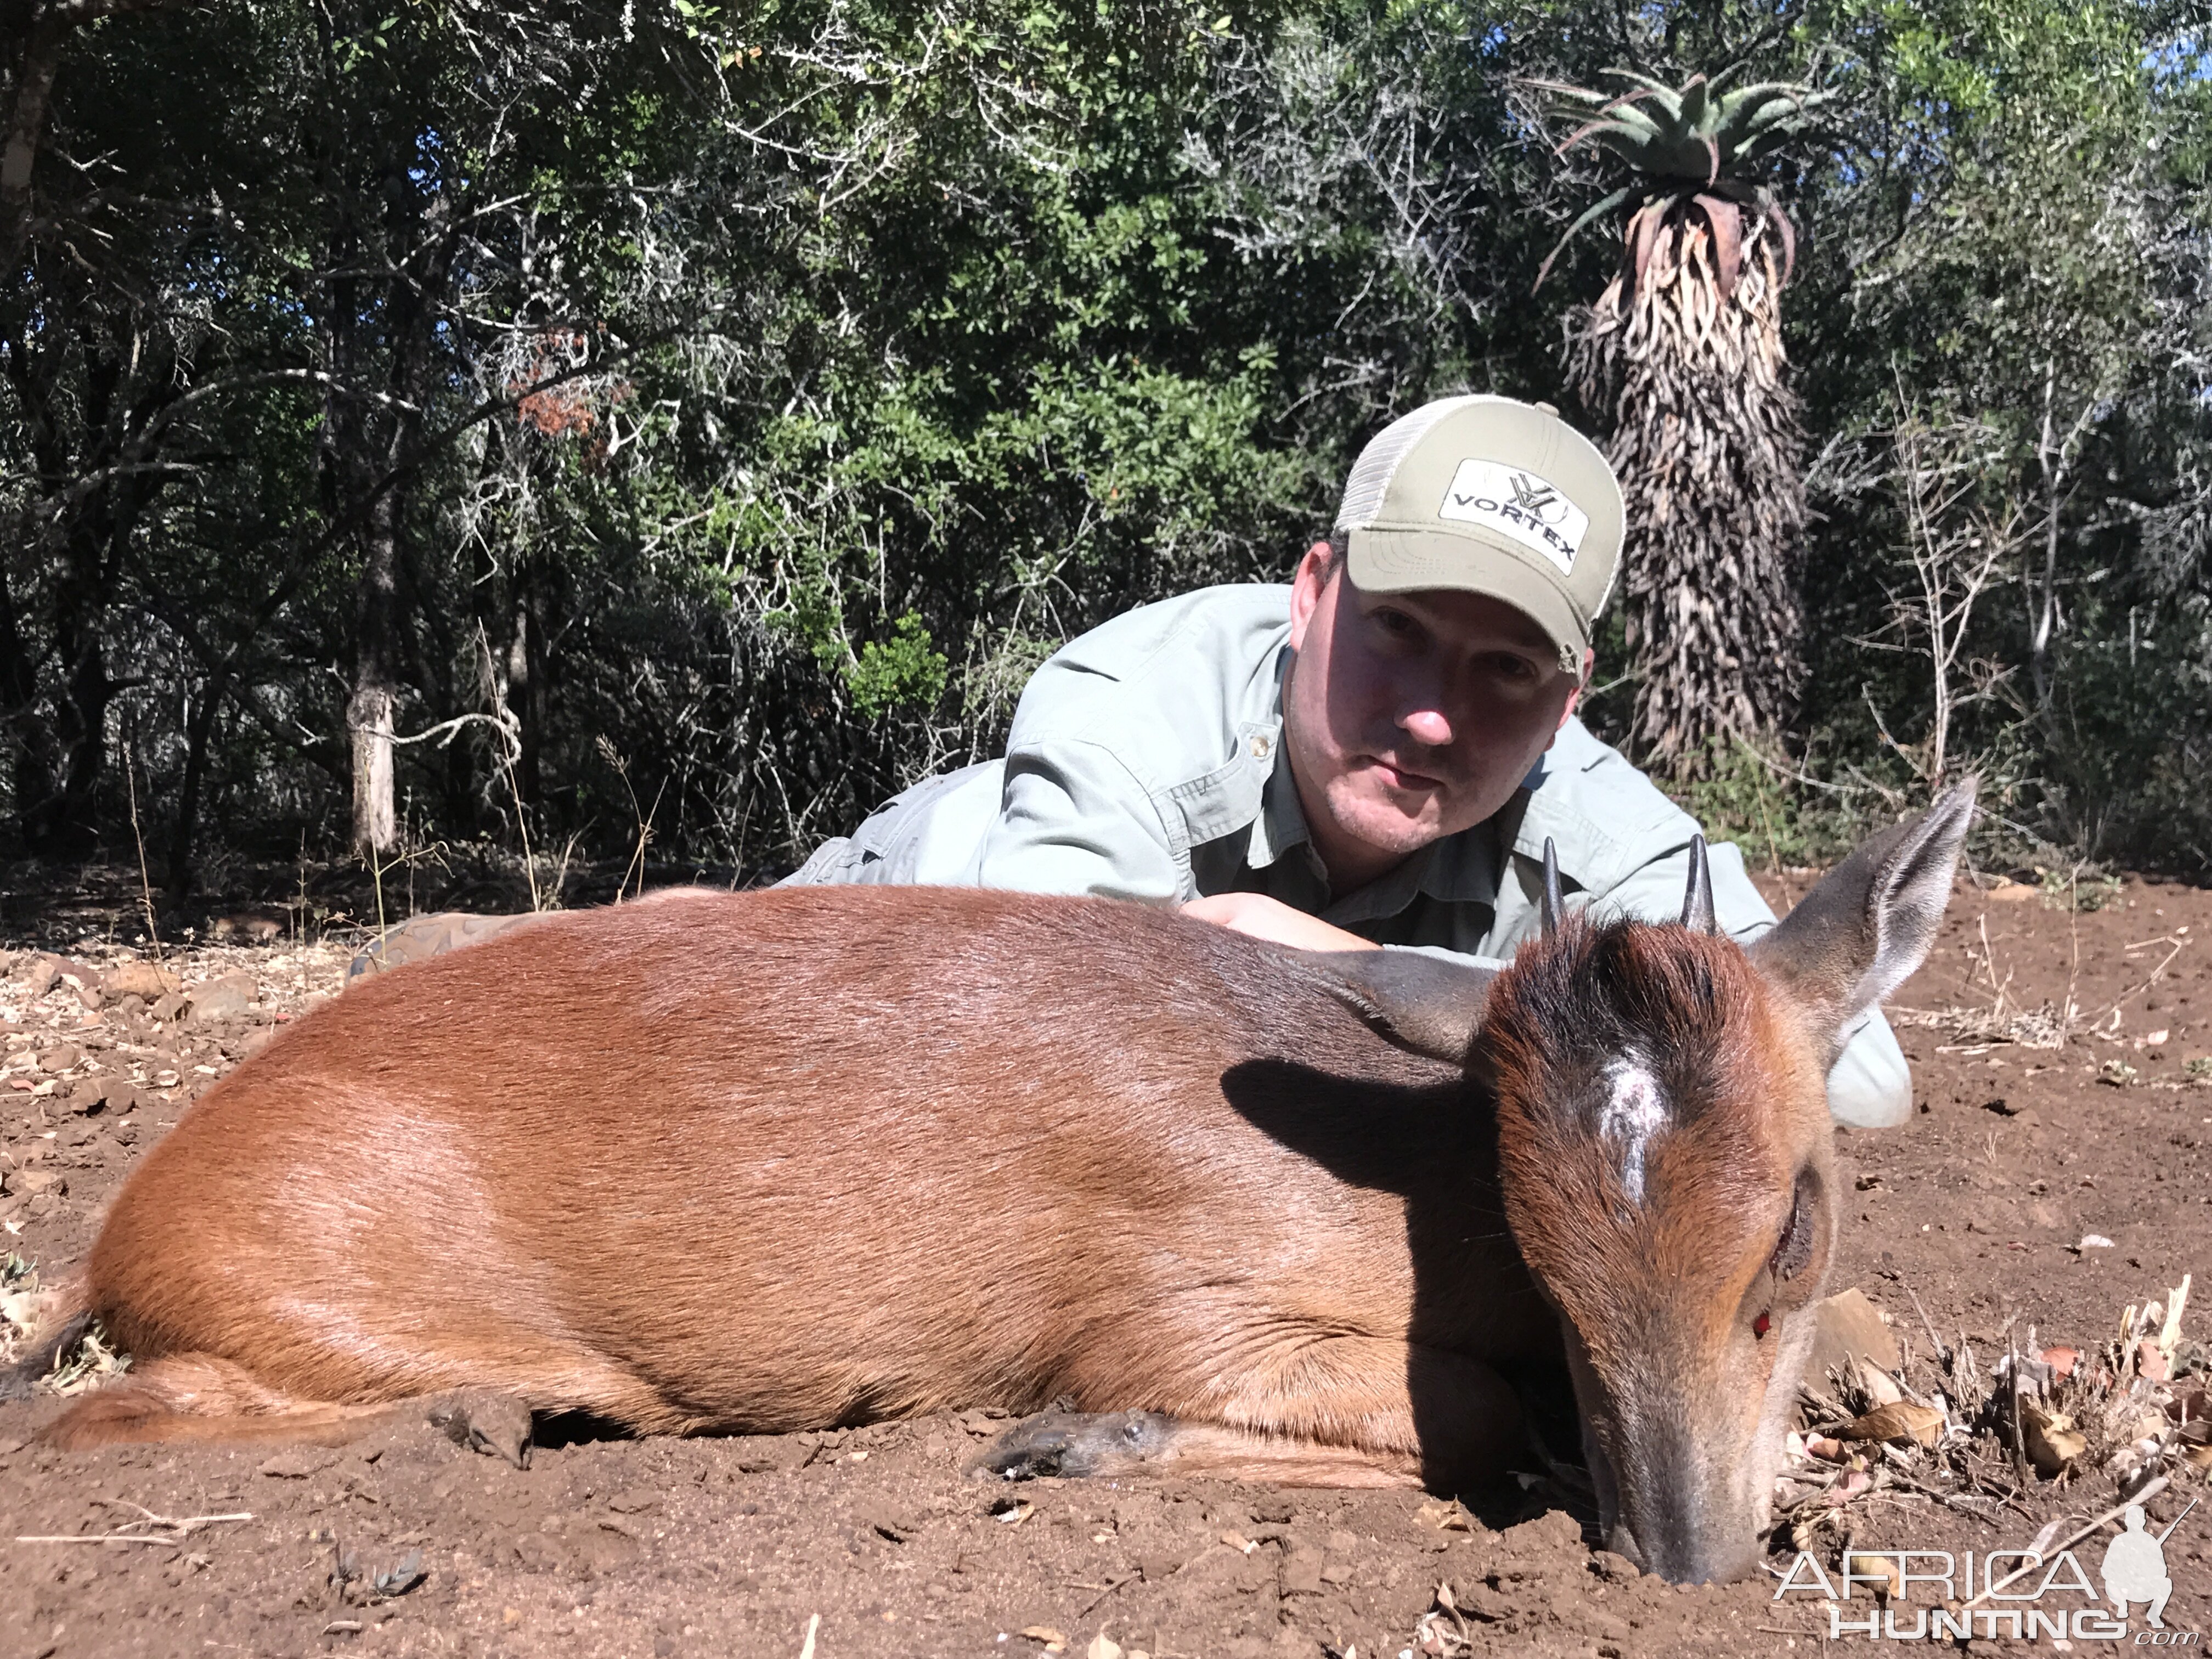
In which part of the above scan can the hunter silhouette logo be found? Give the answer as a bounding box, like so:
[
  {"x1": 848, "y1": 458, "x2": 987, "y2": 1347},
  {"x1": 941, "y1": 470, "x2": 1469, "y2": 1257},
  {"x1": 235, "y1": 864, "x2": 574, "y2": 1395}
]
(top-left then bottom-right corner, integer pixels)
[
  {"x1": 1437, "y1": 458, "x2": 1589, "y2": 575},
  {"x1": 2104, "y1": 1503, "x2": 2182, "y2": 1628}
]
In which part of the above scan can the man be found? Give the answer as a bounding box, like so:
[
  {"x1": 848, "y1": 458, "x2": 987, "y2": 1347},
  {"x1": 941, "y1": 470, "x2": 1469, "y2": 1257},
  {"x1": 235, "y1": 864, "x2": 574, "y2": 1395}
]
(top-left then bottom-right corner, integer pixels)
[{"x1": 784, "y1": 394, "x2": 1911, "y2": 1127}]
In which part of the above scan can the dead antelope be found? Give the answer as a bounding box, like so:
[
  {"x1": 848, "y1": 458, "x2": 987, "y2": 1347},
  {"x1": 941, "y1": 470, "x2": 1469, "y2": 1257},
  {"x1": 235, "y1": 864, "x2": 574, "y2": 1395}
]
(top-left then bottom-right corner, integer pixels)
[{"x1": 5, "y1": 786, "x2": 1974, "y2": 1583}]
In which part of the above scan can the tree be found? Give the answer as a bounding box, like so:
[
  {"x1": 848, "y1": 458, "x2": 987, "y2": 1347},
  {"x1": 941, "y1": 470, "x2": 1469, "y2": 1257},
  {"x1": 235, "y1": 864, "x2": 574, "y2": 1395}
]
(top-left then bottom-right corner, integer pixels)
[{"x1": 1536, "y1": 66, "x2": 1833, "y2": 769}]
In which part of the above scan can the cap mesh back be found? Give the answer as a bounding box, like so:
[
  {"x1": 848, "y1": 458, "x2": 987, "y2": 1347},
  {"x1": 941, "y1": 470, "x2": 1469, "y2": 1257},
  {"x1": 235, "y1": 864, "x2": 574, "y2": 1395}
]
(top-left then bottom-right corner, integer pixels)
[{"x1": 1333, "y1": 394, "x2": 1484, "y2": 532}]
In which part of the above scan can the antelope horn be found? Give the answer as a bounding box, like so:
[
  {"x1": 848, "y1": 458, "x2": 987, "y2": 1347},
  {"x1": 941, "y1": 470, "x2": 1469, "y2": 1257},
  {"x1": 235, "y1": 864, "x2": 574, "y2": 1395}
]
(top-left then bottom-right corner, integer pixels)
[
  {"x1": 1540, "y1": 837, "x2": 1564, "y2": 936},
  {"x1": 1681, "y1": 834, "x2": 1717, "y2": 934}
]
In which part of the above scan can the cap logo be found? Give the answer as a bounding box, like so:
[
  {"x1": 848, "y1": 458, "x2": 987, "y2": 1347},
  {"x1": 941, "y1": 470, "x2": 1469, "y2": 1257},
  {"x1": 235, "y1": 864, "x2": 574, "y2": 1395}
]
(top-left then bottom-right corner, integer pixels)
[{"x1": 1437, "y1": 459, "x2": 1589, "y2": 575}]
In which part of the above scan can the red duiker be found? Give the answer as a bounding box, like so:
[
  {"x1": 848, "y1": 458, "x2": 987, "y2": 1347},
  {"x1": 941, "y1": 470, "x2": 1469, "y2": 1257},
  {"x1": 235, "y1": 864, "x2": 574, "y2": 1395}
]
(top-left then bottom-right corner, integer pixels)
[{"x1": 5, "y1": 785, "x2": 1973, "y2": 1584}]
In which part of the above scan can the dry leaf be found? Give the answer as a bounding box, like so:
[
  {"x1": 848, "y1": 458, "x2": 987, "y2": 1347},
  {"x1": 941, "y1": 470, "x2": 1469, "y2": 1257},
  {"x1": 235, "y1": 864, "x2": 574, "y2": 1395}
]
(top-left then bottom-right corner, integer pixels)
[
  {"x1": 2021, "y1": 1400, "x2": 2087, "y2": 1475},
  {"x1": 1086, "y1": 1635, "x2": 1123, "y2": 1659},
  {"x1": 1415, "y1": 1498, "x2": 1474, "y2": 1532},
  {"x1": 1857, "y1": 1359, "x2": 1905, "y2": 1406},
  {"x1": 1019, "y1": 1627, "x2": 1069, "y2": 1654},
  {"x1": 1839, "y1": 1401, "x2": 1945, "y2": 1447}
]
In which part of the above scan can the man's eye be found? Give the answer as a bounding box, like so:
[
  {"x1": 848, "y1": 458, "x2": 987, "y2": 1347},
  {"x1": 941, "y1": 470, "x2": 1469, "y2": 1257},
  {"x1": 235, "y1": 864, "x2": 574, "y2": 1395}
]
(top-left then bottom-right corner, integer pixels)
[{"x1": 1488, "y1": 653, "x2": 1538, "y2": 681}]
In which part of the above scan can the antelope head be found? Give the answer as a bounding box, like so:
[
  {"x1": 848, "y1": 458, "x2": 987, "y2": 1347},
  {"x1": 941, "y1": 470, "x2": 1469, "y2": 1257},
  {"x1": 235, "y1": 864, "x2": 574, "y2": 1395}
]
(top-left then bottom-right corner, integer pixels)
[{"x1": 1482, "y1": 783, "x2": 1974, "y2": 1583}]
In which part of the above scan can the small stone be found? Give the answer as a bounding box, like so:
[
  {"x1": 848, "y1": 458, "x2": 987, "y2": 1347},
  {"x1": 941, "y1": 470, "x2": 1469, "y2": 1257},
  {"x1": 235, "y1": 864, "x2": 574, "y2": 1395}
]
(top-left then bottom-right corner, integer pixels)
[
  {"x1": 607, "y1": 1488, "x2": 663, "y2": 1515},
  {"x1": 1799, "y1": 1288, "x2": 1903, "y2": 1396},
  {"x1": 104, "y1": 961, "x2": 180, "y2": 1001},
  {"x1": 35, "y1": 1045, "x2": 80, "y2": 1074},
  {"x1": 186, "y1": 973, "x2": 259, "y2": 1025},
  {"x1": 4, "y1": 1170, "x2": 65, "y2": 1198},
  {"x1": 1590, "y1": 1549, "x2": 1640, "y2": 1582},
  {"x1": 259, "y1": 1450, "x2": 337, "y2": 1479},
  {"x1": 66, "y1": 1077, "x2": 123, "y2": 1115}
]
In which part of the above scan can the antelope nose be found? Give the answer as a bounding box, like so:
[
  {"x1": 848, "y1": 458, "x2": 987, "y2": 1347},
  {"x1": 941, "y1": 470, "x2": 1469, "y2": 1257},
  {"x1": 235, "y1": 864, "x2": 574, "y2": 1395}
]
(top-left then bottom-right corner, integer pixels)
[{"x1": 1639, "y1": 1530, "x2": 1760, "y2": 1585}]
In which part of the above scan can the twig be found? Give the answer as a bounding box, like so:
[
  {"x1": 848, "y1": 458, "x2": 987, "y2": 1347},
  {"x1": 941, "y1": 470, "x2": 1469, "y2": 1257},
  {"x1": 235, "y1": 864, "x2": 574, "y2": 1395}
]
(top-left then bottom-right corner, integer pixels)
[
  {"x1": 1897, "y1": 1279, "x2": 1952, "y2": 1370},
  {"x1": 1962, "y1": 1475, "x2": 2170, "y2": 1609},
  {"x1": 123, "y1": 741, "x2": 162, "y2": 958},
  {"x1": 17, "y1": 1507, "x2": 252, "y2": 1548},
  {"x1": 1075, "y1": 1571, "x2": 1138, "y2": 1618},
  {"x1": 798, "y1": 1612, "x2": 821, "y2": 1659}
]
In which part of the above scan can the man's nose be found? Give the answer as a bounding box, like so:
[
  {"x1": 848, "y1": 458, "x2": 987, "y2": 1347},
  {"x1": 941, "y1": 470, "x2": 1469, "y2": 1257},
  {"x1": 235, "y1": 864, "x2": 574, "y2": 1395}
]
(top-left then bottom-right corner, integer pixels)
[{"x1": 1400, "y1": 708, "x2": 1453, "y2": 748}]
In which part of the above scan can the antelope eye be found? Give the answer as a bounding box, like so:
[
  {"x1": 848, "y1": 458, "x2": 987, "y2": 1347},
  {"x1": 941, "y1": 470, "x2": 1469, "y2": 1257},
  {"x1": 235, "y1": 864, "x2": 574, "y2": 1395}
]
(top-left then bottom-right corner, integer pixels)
[{"x1": 1770, "y1": 1176, "x2": 1817, "y2": 1282}]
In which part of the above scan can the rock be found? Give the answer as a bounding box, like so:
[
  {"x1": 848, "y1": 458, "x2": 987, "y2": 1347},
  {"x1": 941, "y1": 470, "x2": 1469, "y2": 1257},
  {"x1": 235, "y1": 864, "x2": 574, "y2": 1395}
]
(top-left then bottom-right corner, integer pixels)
[
  {"x1": 1799, "y1": 1288, "x2": 1903, "y2": 1397},
  {"x1": 346, "y1": 912, "x2": 541, "y2": 983},
  {"x1": 606, "y1": 1488, "x2": 664, "y2": 1515},
  {"x1": 150, "y1": 991, "x2": 189, "y2": 1023},
  {"x1": 67, "y1": 1076, "x2": 132, "y2": 1115},
  {"x1": 35, "y1": 1045, "x2": 80, "y2": 1073},
  {"x1": 259, "y1": 1450, "x2": 338, "y2": 1479},
  {"x1": 1278, "y1": 1546, "x2": 1325, "y2": 1595},
  {"x1": 18, "y1": 958, "x2": 59, "y2": 996},
  {"x1": 1499, "y1": 1508, "x2": 1583, "y2": 1554},
  {"x1": 104, "y1": 961, "x2": 180, "y2": 1000},
  {"x1": 185, "y1": 973, "x2": 259, "y2": 1024},
  {"x1": 1590, "y1": 1549, "x2": 1641, "y2": 1582},
  {"x1": 3, "y1": 1170, "x2": 66, "y2": 1198}
]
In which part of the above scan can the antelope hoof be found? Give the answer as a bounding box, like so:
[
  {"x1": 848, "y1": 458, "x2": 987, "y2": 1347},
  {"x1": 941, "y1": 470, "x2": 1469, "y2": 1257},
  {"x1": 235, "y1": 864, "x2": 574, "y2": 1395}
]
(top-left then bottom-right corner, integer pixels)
[
  {"x1": 426, "y1": 1389, "x2": 534, "y2": 1470},
  {"x1": 968, "y1": 1409, "x2": 1175, "y2": 1481}
]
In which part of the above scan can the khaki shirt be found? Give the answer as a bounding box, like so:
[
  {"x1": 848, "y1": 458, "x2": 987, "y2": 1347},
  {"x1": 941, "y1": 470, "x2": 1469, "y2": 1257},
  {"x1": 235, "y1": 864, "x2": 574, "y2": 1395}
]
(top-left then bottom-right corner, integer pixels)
[{"x1": 787, "y1": 584, "x2": 1909, "y2": 1125}]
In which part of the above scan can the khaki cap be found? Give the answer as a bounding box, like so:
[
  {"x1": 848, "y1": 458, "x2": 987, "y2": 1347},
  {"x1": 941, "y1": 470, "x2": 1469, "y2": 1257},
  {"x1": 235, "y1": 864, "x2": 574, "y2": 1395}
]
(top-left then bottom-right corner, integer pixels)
[{"x1": 1334, "y1": 394, "x2": 1623, "y2": 674}]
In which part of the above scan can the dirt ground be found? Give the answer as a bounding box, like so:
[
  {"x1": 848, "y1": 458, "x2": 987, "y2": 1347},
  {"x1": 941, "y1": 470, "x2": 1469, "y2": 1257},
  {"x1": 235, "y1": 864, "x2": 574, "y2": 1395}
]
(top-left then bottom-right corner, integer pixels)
[{"x1": 0, "y1": 868, "x2": 2207, "y2": 1659}]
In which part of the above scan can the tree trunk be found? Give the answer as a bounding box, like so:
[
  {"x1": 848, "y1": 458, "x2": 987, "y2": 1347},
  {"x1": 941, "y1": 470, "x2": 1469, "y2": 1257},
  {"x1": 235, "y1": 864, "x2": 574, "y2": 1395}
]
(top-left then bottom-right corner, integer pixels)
[
  {"x1": 348, "y1": 681, "x2": 396, "y2": 856},
  {"x1": 164, "y1": 664, "x2": 229, "y2": 895},
  {"x1": 348, "y1": 481, "x2": 400, "y2": 857}
]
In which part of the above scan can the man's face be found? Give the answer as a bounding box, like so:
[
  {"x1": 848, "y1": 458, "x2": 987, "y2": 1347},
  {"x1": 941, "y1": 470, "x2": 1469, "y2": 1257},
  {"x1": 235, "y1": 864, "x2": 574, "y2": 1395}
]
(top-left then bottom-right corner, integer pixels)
[{"x1": 1284, "y1": 541, "x2": 1587, "y2": 890}]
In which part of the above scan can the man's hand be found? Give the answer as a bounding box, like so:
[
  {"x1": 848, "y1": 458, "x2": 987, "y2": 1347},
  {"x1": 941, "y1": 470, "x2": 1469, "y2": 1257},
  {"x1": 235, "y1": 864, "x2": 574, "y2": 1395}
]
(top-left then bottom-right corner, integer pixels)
[{"x1": 1181, "y1": 892, "x2": 1382, "y2": 953}]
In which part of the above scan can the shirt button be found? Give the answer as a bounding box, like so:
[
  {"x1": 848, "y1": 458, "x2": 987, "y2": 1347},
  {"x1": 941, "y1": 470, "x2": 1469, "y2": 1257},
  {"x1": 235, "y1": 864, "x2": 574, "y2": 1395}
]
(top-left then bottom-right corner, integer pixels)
[{"x1": 1249, "y1": 732, "x2": 1273, "y2": 759}]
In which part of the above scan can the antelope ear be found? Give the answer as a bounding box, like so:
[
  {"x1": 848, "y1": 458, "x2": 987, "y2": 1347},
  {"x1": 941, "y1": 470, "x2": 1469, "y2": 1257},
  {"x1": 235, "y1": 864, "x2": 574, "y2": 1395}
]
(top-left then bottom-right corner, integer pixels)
[
  {"x1": 1749, "y1": 780, "x2": 1977, "y2": 1055},
  {"x1": 1305, "y1": 949, "x2": 1496, "y2": 1068}
]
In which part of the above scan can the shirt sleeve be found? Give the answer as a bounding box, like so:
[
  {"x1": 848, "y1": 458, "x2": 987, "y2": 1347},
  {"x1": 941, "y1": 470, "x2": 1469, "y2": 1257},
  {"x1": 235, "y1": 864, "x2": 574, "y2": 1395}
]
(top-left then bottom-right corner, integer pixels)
[{"x1": 970, "y1": 739, "x2": 1188, "y2": 904}]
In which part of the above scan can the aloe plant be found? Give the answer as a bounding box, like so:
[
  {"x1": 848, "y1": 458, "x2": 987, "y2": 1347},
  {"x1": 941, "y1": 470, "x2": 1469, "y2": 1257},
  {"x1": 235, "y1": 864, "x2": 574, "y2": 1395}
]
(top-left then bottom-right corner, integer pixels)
[{"x1": 1533, "y1": 66, "x2": 1834, "y2": 768}]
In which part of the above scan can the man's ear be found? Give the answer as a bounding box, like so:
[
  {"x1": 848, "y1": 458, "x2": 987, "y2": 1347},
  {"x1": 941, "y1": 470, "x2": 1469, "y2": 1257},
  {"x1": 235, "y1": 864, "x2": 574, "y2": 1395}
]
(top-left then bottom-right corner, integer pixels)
[
  {"x1": 1304, "y1": 948, "x2": 1495, "y2": 1070},
  {"x1": 1287, "y1": 540, "x2": 1335, "y2": 651},
  {"x1": 1749, "y1": 780, "x2": 1978, "y2": 1058}
]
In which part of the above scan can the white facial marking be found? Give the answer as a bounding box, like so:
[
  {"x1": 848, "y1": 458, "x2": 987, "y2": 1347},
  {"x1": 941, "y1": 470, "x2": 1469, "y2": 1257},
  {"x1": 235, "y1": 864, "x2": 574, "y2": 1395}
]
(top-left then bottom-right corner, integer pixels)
[{"x1": 1600, "y1": 1059, "x2": 1669, "y2": 1204}]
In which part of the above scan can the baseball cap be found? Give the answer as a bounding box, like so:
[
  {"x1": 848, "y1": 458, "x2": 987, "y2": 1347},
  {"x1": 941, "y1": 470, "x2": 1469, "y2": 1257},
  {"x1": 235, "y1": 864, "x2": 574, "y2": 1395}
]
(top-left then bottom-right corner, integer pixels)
[{"x1": 1333, "y1": 395, "x2": 1624, "y2": 675}]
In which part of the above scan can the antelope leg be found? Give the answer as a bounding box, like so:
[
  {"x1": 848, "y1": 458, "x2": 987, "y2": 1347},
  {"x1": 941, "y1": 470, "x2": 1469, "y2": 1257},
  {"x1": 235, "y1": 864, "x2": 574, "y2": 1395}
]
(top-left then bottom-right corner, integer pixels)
[{"x1": 970, "y1": 1340, "x2": 1527, "y2": 1491}]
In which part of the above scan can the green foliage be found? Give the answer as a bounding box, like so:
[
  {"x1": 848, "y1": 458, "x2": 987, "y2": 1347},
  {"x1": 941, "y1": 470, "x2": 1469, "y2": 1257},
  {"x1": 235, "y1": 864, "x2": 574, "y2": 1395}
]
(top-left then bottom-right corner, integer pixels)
[
  {"x1": 0, "y1": 0, "x2": 2206, "y2": 886},
  {"x1": 848, "y1": 616, "x2": 951, "y2": 719}
]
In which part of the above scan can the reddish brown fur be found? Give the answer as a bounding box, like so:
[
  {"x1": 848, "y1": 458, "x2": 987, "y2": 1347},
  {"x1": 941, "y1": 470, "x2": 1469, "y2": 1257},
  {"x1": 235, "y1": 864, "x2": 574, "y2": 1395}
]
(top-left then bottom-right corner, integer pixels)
[
  {"x1": 1484, "y1": 918, "x2": 1838, "y2": 1577},
  {"x1": 44, "y1": 886, "x2": 1561, "y2": 1487},
  {"x1": 18, "y1": 872, "x2": 1889, "y2": 1581}
]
